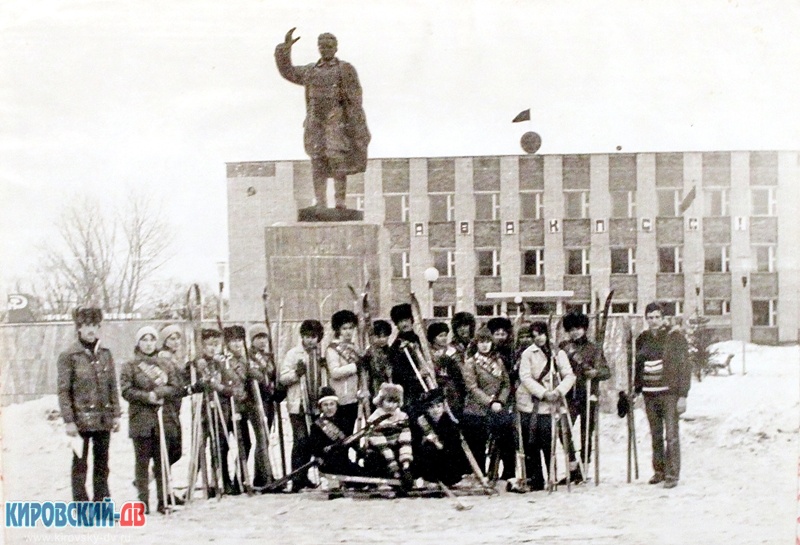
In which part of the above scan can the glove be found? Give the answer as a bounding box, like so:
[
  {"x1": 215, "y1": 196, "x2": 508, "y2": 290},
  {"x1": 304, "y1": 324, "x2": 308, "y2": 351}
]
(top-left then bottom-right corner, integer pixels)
[
  {"x1": 295, "y1": 360, "x2": 307, "y2": 377},
  {"x1": 490, "y1": 401, "x2": 503, "y2": 413},
  {"x1": 542, "y1": 391, "x2": 559, "y2": 403},
  {"x1": 147, "y1": 391, "x2": 163, "y2": 405},
  {"x1": 112, "y1": 418, "x2": 120, "y2": 433},
  {"x1": 617, "y1": 391, "x2": 630, "y2": 418},
  {"x1": 154, "y1": 386, "x2": 171, "y2": 399},
  {"x1": 65, "y1": 422, "x2": 80, "y2": 437},
  {"x1": 676, "y1": 397, "x2": 687, "y2": 415}
]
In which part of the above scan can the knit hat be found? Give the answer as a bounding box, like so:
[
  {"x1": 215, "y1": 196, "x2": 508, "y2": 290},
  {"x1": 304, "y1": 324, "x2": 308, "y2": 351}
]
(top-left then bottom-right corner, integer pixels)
[
  {"x1": 563, "y1": 312, "x2": 590, "y2": 332},
  {"x1": 390, "y1": 303, "x2": 413, "y2": 325},
  {"x1": 201, "y1": 328, "x2": 222, "y2": 341},
  {"x1": 299, "y1": 319, "x2": 324, "y2": 341},
  {"x1": 135, "y1": 325, "x2": 159, "y2": 343},
  {"x1": 417, "y1": 387, "x2": 445, "y2": 409},
  {"x1": 373, "y1": 382, "x2": 404, "y2": 407},
  {"x1": 317, "y1": 386, "x2": 339, "y2": 406},
  {"x1": 248, "y1": 324, "x2": 269, "y2": 340},
  {"x1": 159, "y1": 324, "x2": 182, "y2": 347},
  {"x1": 223, "y1": 325, "x2": 246, "y2": 342},
  {"x1": 487, "y1": 316, "x2": 513, "y2": 334},
  {"x1": 331, "y1": 309, "x2": 358, "y2": 333},
  {"x1": 426, "y1": 322, "x2": 450, "y2": 345},
  {"x1": 73, "y1": 307, "x2": 103, "y2": 327},
  {"x1": 371, "y1": 319, "x2": 392, "y2": 337}
]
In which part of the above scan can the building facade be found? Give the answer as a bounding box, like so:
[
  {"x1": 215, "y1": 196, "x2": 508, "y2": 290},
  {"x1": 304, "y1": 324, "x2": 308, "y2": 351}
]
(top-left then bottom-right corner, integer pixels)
[{"x1": 227, "y1": 151, "x2": 799, "y2": 343}]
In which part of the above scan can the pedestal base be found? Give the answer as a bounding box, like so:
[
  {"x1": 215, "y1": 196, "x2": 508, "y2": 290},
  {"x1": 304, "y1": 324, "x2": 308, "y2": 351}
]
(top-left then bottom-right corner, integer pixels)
[{"x1": 298, "y1": 206, "x2": 364, "y2": 222}]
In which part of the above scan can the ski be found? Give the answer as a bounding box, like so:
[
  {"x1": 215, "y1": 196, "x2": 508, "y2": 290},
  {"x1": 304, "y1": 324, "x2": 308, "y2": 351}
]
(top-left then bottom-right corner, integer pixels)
[{"x1": 262, "y1": 288, "x2": 289, "y2": 479}]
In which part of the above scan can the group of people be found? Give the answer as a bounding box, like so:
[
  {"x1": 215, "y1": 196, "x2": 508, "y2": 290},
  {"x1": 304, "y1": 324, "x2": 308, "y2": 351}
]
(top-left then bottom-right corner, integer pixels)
[{"x1": 56, "y1": 300, "x2": 691, "y2": 514}]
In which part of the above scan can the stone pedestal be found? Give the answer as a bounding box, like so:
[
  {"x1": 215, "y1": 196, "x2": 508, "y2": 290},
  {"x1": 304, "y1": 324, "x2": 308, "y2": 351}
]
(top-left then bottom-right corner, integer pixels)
[
  {"x1": 264, "y1": 223, "x2": 380, "y2": 322},
  {"x1": 297, "y1": 206, "x2": 364, "y2": 222}
]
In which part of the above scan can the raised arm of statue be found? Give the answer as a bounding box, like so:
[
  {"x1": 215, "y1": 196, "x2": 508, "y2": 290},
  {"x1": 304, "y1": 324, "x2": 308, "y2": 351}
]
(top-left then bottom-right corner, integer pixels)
[{"x1": 275, "y1": 27, "x2": 307, "y2": 85}]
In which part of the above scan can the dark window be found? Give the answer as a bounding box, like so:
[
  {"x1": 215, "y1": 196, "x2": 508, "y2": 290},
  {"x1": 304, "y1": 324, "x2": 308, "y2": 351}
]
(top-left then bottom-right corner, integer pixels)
[
  {"x1": 658, "y1": 247, "x2": 682, "y2": 274},
  {"x1": 611, "y1": 248, "x2": 634, "y2": 274},
  {"x1": 752, "y1": 300, "x2": 771, "y2": 326},
  {"x1": 522, "y1": 249, "x2": 543, "y2": 276},
  {"x1": 528, "y1": 301, "x2": 557, "y2": 315}
]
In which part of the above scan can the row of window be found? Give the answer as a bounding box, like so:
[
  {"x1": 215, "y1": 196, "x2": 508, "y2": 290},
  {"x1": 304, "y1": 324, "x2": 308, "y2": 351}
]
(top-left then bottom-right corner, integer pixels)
[
  {"x1": 432, "y1": 300, "x2": 777, "y2": 326},
  {"x1": 374, "y1": 187, "x2": 779, "y2": 222},
  {"x1": 392, "y1": 245, "x2": 777, "y2": 278}
]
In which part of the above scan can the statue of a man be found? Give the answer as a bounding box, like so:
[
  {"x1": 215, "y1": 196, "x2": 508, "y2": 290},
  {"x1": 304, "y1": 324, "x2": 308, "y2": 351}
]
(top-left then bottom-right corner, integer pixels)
[{"x1": 275, "y1": 28, "x2": 371, "y2": 209}]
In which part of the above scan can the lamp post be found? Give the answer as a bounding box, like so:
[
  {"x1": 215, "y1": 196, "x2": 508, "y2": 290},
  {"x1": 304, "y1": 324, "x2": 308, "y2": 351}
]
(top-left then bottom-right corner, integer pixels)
[
  {"x1": 216, "y1": 261, "x2": 227, "y2": 321},
  {"x1": 738, "y1": 256, "x2": 751, "y2": 375},
  {"x1": 693, "y1": 271, "x2": 702, "y2": 317},
  {"x1": 514, "y1": 295, "x2": 523, "y2": 319},
  {"x1": 423, "y1": 267, "x2": 440, "y2": 318}
]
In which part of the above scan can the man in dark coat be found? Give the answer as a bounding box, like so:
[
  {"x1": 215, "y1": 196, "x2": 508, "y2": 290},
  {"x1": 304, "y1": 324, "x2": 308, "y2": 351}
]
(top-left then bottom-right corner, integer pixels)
[
  {"x1": 275, "y1": 29, "x2": 370, "y2": 209},
  {"x1": 387, "y1": 304, "x2": 435, "y2": 414},
  {"x1": 635, "y1": 302, "x2": 692, "y2": 489},
  {"x1": 57, "y1": 307, "x2": 121, "y2": 501}
]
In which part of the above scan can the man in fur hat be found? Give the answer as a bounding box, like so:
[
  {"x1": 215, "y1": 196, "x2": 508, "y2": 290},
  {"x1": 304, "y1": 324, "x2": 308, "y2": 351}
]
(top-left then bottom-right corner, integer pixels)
[
  {"x1": 326, "y1": 309, "x2": 362, "y2": 433},
  {"x1": 280, "y1": 319, "x2": 326, "y2": 491},
  {"x1": 57, "y1": 307, "x2": 121, "y2": 501},
  {"x1": 388, "y1": 303, "x2": 435, "y2": 414}
]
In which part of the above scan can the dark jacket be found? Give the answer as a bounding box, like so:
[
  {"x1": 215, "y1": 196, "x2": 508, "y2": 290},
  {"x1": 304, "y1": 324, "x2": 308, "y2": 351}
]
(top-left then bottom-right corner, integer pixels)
[
  {"x1": 559, "y1": 336, "x2": 611, "y2": 406},
  {"x1": 57, "y1": 340, "x2": 121, "y2": 432},
  {"x1": 388, "y1": 331, "x2": 435, "y2": 412},
  {"x1": 635, "y1": 327, "x2": 691, "y2": 397},
  {"x1": 120, "y1": 349, "x2": 182, "y2": 438}
]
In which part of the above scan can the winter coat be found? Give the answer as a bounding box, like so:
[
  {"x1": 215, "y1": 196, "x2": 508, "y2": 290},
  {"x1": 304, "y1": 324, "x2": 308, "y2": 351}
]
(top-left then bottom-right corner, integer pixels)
[
  {"x1": 388, "y1": 331, "x2": 435, "y2": 411},
  {"x1": 462, "y1": 350, "x2": 510, "y2": 416},
  {"x1": 516, "y1": 344, "x2": 575, "y2": 415},
  {"x1": 431, "y1": 346, "x2": 467, "y2": 418},
  {"x1": 279, "y1": 344, "x2": 327, "y2": 414},
  {"x1": 120, "y1": 349, "x2": 182, "y2": 438},
  {"x1": 559, "y1": 336, "x2": 611, "y2": 405},
  {"x1": 326, "y1": 339, "x2": 361, "y2": 406},
  {"x1": 157, "y1": 349, "x2": 190, "y2": 430},
  {"x1": 57, "y1": 340, "x2": 121, "y2": 432},
  {"x1": 635, "y1": 327, "x2": 692, "y2": 397}
]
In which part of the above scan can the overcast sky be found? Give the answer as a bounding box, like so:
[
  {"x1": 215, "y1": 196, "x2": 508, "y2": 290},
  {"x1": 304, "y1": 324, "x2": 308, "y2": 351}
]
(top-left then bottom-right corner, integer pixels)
[{"x1": 1, "y1": 0, "x2": 798, "y2": 296}]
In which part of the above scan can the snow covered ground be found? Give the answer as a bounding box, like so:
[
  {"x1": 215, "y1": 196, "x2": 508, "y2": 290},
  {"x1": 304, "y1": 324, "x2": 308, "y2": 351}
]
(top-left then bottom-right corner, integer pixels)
[{"x1": 2, "y1": 341, "x2": 798, "y2": 545}]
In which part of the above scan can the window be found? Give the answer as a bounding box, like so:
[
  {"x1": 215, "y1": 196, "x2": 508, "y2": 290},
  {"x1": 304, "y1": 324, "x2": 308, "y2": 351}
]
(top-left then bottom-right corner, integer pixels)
[
  {"x1": 705, "y1": 188, "x2": 729, "y2": 217},
  {"x1": 753, "y1": 245, "x2": 776, "y2": 273},
  {"x1": 611, "y1": 191, "x2": 636, "y2": 218},
  {"x1": 521, "y1": 248, "x2": 544, "y2": 276},
  {"x1": 611, "y1": 302, "x2": 637, "y2": 314},
  {"x1": 658, "y1": 246, "x2": 683, "y2": 273},
  {"x1": 752, "y1": 300, "x2": 777, "y2": 327},
  {"x1": 476, "y1": 250, "x2": 500, "y2": 276},
  {"x1": 475, "y1": 193, "x2": 500, "y2": 221},
  {"x1": 432, "y1": 250, "x2": 456, "y2": 277},
  {"x1": 657, "y1": 189, "x2": 680, "y2": 217},
  {"x1": 751, "y1": 187, "x2": 777, "y2": 216},
  {"x1": 566, "y1": 248, "x2": 590, "y2": 275},
  {"x1": 476, "y1": 304, "x2": 501, "y2": 317},
  {"x1": 385, "y1": 195, "x2": 409, "y2": 222},
  {"x1": 429, "y1": 194, "x2": 455, "y2": 222},
  {"x1": 520, "y1": 191, "x2": 544, "y2": 220},
  {"x1": 704, "y1": 245, "x2": 730, "y2": 273},
  {"x1": 564, "y1": 302, "x2": 589, "y2": 315},
  {"x1": 704, "y1": 300, "x2": 730, "y2": 316},
  {"x1": 345, "y1": 195, "x2": 365, "y2": 211},
  {"x1": 528, "y1": 301, "x2": 556, "y2": 315},
  {"x1": 433, "y1": 305, "x2": 454, "y2": 319},
  {"x1": 661, "y1": 300, "x2": 684, "y2": 317},
  {"x1": 391, "y1": 252, "x2": 410, "y2": 278},
  {"x1": 564, "y1": 191, "x2": 589, "y2": 219},
  {"x1": 611, "y1": 248, "x2": 636, "y2": 274}
]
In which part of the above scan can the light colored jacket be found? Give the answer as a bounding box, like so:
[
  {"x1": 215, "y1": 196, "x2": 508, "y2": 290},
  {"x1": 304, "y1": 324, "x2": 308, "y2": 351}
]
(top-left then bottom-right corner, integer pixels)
[
  {"x1": 326, "y1": 340, "x2": 360, "y2": 405},
  {"x1": 279, "y1": 344, "x2": 327, "y2": 414},
  {"x1": 516, "y1": 344, "x2": 575, "y2": 415}
]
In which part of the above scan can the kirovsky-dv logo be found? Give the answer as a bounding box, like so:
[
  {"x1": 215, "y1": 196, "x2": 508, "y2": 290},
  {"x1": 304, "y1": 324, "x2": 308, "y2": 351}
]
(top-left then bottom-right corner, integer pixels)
[{"x1": 5, "y1": 499, "x2": 146, "y2": 528}]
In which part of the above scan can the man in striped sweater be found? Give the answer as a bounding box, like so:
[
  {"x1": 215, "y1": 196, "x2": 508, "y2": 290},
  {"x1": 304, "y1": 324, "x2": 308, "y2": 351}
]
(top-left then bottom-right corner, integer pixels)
[{"x1": 635, "y1": 302, "x2": 692, "y2": 489}]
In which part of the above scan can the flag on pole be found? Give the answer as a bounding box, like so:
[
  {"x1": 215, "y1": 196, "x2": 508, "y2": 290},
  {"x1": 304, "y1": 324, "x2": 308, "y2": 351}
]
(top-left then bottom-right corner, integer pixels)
[
  {"x1": 678, "y1": 185, "x2": 697, "y2": 215},
  {"x1": 512, "y1": 109, "x2": 531, "y2": 123}
]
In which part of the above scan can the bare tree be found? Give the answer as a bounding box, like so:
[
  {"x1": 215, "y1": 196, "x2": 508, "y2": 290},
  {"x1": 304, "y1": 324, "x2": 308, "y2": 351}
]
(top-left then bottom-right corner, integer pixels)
[{"x1": 32, "y1": 189, "x2": 173, "y2": 315}]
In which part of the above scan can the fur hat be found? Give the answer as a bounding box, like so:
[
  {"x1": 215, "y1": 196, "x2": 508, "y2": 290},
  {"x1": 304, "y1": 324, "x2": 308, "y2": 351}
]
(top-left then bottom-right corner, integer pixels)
[
  {"x1": 73, "y1": 307, "x2": 103, "y2": 327},
  {"x1": 201, "y1": 328, "x2": 222, "y2": 341},
  {"x1": 159, "y1": 324, "x2": 182, "y2": 347},
  {"x1": 248, "y1": 324, "x2": 269, "y2": 340},
  {"x1": 223, "y1": 325, "x2": 246, "y2": 342},
  {"x1": 451, "y1": 312, "x2": 476, "y2": 337},
  {"x1": 390, "y1": 303, "x2": 413, "y2": 325},
  {"x1": 371, "y1": 319, "x2": 392, "y2": 337},
  {"x1": 426, "y1": 322, "x2": 450, "y2": 345},
  {"x1": 317, "y1": 386, "x2": 339, "y2": 406},
  {"x1": 417, "y1": 387, "x2": 445, "y2": 409},
  {"x1": 135, "y1": 325, "x2": 159, "y2": 344},
  {"x1": 563, "y1": 312, "x2": 590, "y2": 332},
  {"x1": 373, "y1": 382, "x2": 404, "y2": 407},
  {"x1": 487, "y1": 316, "x2": 513, "y2": 334},
  {"x1": 299, "y1": 320, "x2": 324, "y2": 341},
  {"x1": 331, "y1": 309, "x2": 358, "y2": 333}
]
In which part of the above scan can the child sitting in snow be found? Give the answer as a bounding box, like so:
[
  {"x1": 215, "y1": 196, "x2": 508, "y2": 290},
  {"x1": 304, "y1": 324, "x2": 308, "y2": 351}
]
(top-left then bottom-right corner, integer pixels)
[{"x1": 367, "y1": 383, "x2": 414, "y2": 490}]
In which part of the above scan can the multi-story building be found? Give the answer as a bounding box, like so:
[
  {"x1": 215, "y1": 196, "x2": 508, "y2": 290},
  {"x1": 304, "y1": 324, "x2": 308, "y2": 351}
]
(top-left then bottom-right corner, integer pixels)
[{"x1": 226, "y1": 151, "x2": 799, "y2": 344}]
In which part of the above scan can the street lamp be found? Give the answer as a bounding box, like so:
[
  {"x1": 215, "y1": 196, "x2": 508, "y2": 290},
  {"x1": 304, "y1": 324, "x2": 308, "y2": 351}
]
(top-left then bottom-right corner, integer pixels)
[
  {"x1": 737, "y1": 256, "x2": 751, "y2": 374},
  {"x1": 424, "y1": 267, "x2": 440, "y2": 318},
  {"x1": 514, "y1": 295, "x2": 523, "y2": 318},
  {"x1": 693, "y1": 271, "x2": 702, "y2": 316}
]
